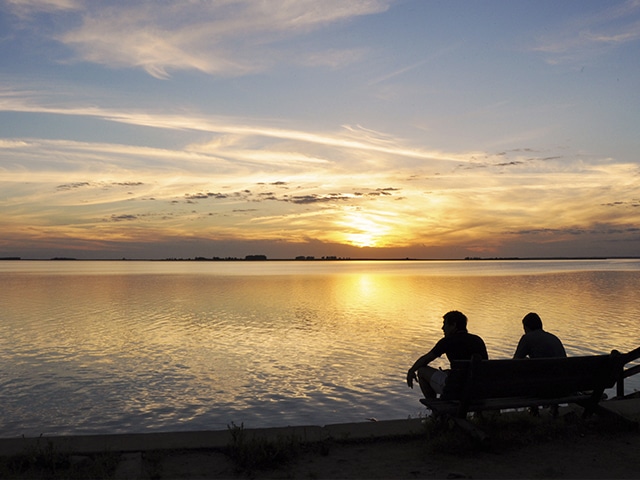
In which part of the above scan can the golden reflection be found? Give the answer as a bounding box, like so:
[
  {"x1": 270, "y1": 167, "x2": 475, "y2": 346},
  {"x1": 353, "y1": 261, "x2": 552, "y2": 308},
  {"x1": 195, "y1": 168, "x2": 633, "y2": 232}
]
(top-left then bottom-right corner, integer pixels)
[
  {"x1": 330, "y1": 273, "x2": 433, "y2": 327},
  {"x1": 3, "y1": 261, "x2": 640, "y2": 438}
]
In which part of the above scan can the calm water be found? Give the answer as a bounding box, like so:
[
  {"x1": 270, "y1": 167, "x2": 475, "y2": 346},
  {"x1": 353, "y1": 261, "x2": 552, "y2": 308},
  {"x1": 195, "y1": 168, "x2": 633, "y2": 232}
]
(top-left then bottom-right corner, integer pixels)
[{"x1": 1, "y1": 259, "x2": 639, "y2": 439}]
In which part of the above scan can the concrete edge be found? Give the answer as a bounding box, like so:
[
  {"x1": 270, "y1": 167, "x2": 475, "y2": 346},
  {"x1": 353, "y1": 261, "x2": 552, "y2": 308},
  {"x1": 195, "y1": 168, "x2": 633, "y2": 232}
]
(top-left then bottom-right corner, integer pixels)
[
  {"x1": 0, "y1": 418, "x2": 426, "y2": 457},
  {"x1": 4, "y1": 398, "x2": 637, "y2": 458}
]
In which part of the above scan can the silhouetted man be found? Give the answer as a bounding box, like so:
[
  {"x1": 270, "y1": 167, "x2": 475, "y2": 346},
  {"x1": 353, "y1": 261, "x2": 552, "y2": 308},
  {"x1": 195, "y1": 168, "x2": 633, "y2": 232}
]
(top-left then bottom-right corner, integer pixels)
[
  {"x1": 513, "y1": 312, "x2": 566, "y2": 359},
  {"x1": 407, "y1": 310, "x2": 488, "y2": 399}
]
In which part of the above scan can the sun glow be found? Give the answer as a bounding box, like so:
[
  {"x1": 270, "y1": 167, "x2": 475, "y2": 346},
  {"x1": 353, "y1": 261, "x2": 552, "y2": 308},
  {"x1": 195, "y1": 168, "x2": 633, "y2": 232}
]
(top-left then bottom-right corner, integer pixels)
[{"x1": 340, "y1": 211, "x2": 391, "y2": 248}]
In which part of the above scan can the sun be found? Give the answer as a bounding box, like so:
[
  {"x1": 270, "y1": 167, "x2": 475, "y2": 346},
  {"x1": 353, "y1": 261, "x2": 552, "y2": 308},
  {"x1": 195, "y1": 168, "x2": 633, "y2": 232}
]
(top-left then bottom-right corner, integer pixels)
[
  {"x1": 346, "y1": 231, "x2": 379, "y2": 248},
  {"x1": 340, "y1": 211, "x2": 391, "y2": 248}
]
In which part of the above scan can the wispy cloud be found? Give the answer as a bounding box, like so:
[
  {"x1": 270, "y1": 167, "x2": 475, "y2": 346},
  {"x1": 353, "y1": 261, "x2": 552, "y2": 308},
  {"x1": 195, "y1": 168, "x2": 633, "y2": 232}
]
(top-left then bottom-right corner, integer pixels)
[
  {"x1": 533, "y1": 0, "x2": 640, "y2": 63},
  {"x1": 2, "y1": 114, "x2": 638, "y2": 256},
  {"x1": 0, "y1": 93, "x2": 464, "y2": 168},
  {"x1": 6, "y1": 0, "x2": 394, "y2": 78},
  {"x1": 368, "y1": 41, "x2": 462, "y2": 87},
  {"x1": 6, "y1": 0, "x2": 81, "y2": 15},
  {"x1": 2, "y1": 1, "x2": 639, "y2": 259}
]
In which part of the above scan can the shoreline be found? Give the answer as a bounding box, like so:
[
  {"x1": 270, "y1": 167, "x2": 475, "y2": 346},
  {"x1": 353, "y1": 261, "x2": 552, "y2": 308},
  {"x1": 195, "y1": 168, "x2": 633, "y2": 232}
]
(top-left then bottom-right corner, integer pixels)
[
  {"x1": 1, "y1": 399, "x2": 639, "y2": 479},
  {"x1": 3, "y1": 256, "x2": 640, "y2": 262},
  {"x1": 0, "y1": 418, "x2": 427, "y2": 457},
  {"x1": 2, "y1": 398, "x2": 639, "y2": 457}
]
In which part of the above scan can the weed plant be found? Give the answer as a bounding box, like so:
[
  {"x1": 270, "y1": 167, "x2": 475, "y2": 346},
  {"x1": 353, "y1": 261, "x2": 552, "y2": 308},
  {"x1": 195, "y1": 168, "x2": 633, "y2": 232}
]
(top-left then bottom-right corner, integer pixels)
[
  {"x1": 226, "y1": 422, "x2": 303, "y2": 473},
  {"x1": 423, "y1": 409, "x2": 584, "y2": 455},
  {"x1": 0, "y1": 436, "x2": 119, "y2": 479}
]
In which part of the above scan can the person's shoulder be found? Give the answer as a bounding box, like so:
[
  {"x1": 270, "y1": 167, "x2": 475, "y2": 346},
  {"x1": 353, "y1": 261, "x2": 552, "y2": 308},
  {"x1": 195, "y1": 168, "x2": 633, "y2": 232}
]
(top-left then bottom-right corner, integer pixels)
[
  {"x1": 432, "y1": 335, "x2": 450, "y2": 348},
  {"x1": 522, "y1": 330, "x2": 547, "y2": 342},
  {"x1": 541, "y1": 329, "x2": 562, "y2": 340},
  {"x1": 433, "y1": 336, "x2": 447, "y2": 346},
  {"x1": 468, "y1": 331, "x2": 486, "y2": 342},
  {"x1": 547, "y1": 330, "x2": 565, "y2": 344}
]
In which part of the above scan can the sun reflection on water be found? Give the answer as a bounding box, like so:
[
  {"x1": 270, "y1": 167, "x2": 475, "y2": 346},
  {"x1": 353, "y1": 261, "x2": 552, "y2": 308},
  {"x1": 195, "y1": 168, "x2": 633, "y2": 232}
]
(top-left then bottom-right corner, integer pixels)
[{"x1": 0, "y1": 260, "x2": 639, "y2": 437}]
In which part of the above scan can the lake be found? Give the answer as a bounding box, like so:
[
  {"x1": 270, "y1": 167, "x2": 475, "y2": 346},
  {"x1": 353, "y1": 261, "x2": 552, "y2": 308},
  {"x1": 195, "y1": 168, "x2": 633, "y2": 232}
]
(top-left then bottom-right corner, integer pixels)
[{"x1": 1, "y1": 259, "x2": 639, "y2": 438}]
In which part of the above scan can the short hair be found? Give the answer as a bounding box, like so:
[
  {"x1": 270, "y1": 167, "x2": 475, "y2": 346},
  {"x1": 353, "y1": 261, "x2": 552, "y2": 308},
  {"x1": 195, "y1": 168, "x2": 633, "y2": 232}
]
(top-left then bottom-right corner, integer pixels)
[
  {"x1": 443, "y1": 310, "x2": 468, "y2": 331},
  {"x1": 522, "y1": 312, "x2": 543, "y2": 330}
]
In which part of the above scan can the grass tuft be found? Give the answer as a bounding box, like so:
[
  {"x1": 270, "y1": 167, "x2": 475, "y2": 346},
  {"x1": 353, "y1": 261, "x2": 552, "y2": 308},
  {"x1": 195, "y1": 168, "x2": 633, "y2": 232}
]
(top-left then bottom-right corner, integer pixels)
[
  {"x1": 422, "y1": 409, "x2": 592, "y2": 455},
  {"x1": 226, "y1": 422, "x2": 303, "y2": 473},
  {"x1": 0, "y1": 436, "x2": 119, "y2": 479}
]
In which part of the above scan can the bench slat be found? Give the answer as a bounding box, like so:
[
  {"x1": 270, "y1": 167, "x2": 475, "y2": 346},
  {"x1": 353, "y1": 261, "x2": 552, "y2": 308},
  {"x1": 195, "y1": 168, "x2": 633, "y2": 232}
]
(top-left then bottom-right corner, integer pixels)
[
  {"x1": 422, "y1": 393, "x2": 596, "y2": 415},
  {"x1": 427, "y1": 353, "x2": 623, "y2": 418},
  {"x1": 441, "y1": 355, "x2": 617, "y2": 401}
]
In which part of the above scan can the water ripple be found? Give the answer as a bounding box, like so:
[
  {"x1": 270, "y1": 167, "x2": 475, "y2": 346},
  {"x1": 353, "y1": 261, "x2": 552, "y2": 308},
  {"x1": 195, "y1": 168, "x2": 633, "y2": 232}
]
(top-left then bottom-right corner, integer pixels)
[{"x1": 1, "y1": 261, "x2": 639, "y2": 437}]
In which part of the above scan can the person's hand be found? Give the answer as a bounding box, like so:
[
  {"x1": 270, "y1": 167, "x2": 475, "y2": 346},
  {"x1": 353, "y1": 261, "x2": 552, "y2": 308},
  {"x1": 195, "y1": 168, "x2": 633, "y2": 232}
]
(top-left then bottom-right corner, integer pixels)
[{"x1": 406, "y1": 369, "x2": 416, "y2": 388}]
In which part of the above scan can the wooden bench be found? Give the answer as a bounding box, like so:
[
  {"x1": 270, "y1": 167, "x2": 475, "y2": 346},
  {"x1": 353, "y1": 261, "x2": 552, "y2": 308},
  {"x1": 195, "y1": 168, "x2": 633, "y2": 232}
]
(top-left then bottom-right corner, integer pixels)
[
  {"x1": 615, "y1": 346, "x2": 640, "y2": 397},
  {"x1": 420, "y1": 350, "x2": 632, "y2": 420}
]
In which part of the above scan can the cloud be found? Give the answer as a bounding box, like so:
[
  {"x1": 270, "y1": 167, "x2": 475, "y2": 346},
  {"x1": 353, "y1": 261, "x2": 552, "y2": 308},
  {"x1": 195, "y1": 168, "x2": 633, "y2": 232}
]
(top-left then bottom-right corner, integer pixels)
[
  {"x1": 5, "y1": 0, "x2": 394, "y2": 78},
  {"x1": 367, "y1": 42, "x2": 462, "y2": 87},
  {"x1": 184, "y1": 192, "x2": 230, "y2": 201},
  {"x1": 509, "y1": 224, "x2": 640, "y2": 242},
  {"x1": 533, "y1": 0, "x2": 640, "y2": 63},
  {"x1": 6, "y1": 0, "x2": 81, "y2": 15},
  {"x1": 108, "y1": 214, "x2": 138, "y2": 222},
  {"x1": 287, "y1": 193, "x2": 352, "y2": 205},
  {"x1": 0, "y1": 93, "x2": 465, "y2": 170},
  {"x1": 2, "y1": 83, "x2": 639, "y2": 258}
]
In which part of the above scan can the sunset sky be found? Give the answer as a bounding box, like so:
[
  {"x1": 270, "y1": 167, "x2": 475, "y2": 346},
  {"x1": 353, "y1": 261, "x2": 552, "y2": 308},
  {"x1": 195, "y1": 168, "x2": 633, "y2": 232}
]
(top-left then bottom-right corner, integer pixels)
[{"x1": 1, "y1": 0, "x2": 639, "y2": 260}]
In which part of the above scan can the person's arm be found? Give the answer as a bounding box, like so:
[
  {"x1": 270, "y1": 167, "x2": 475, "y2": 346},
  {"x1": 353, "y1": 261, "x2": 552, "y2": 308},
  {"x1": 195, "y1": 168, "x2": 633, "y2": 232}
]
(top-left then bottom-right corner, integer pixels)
[
  {"x1": 554, "y1": 334, "x2": 567, "y2": 358},
  {"x1": 406, "y1": 349, "x2": 438, "y2": 388},
  {"x1": 513, "y1": 335, "x2": 528, "y2": 359},
  {"x1": 559, "y1": 342, "x2": 567, "y2": 358},
  {"x1": 480, "y1": 340, "x2": 489, "y2": 360}
]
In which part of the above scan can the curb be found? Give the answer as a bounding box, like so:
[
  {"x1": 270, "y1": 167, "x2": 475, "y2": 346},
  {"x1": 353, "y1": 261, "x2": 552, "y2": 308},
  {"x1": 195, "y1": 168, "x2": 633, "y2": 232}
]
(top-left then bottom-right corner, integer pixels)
[{"x1": 0, "y1": 418, "x2": 426, "y2": 457}]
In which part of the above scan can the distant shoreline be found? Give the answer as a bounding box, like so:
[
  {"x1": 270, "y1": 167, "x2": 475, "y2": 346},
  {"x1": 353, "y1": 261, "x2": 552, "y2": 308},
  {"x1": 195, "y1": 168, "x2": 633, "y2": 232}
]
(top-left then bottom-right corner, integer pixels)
[{"x1": 2, "y1": 256, "x2": 639, "y2": 262}]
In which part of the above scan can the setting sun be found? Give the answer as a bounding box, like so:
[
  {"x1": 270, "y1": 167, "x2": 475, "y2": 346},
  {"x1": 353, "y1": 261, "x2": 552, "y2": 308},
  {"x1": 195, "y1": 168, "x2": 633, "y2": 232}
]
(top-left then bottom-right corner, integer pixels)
[
  {"x1": 340, "y1": 211, "x2": 392, "y2": 248},
  {"x1": 0, "y1": 1, "x2": 638, "y2": 260}
]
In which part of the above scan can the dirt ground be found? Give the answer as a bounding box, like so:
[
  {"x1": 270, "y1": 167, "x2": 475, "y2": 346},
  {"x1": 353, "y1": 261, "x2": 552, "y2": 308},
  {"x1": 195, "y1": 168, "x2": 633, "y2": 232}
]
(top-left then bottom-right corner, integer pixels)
[
  {"x1": 147, "y1": 432, "x2": 639, "y2": 479},
  {"x1": 150, "y1": 414, "x2": 640, "y2": 479},
  {"x1": 3, "y1": 410, "x2": 639, "y2": 479}
]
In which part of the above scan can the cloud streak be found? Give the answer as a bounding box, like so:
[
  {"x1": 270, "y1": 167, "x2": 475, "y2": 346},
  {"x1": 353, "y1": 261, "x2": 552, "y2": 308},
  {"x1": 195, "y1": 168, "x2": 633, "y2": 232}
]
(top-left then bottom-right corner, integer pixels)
[
  {"x1": 533, "y1": 0, "x2": 640, "y2": 63},
  {"x1": 2, "y1": 104, "x2": 638, "y2": 258},
  {"x1": 4, "y1": 0, "x2": 394, "y2": 78},
  {"x1": 1, "y1": 1, "x2": 638, "y2": 259}
]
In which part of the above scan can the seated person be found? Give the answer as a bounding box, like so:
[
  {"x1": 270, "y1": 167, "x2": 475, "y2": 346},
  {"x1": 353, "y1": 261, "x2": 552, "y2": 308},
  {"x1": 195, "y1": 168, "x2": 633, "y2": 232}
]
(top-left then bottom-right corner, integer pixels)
[
  {"x1": 407, "y1": 310, "x2": 488, "y2": 399},
  {"x1": 513, "y1": 312, "x2": 566, "y2": 359},
  {"x1": 513, "y1": 312, "x2": 566, "y2": 416}
]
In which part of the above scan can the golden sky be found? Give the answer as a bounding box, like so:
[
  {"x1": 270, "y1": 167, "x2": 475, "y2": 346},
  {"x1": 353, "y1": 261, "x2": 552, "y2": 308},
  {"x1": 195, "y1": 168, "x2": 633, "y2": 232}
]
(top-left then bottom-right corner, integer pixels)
[{"x1": 1, "y1": 1, "x2": 639, "y2": 259}]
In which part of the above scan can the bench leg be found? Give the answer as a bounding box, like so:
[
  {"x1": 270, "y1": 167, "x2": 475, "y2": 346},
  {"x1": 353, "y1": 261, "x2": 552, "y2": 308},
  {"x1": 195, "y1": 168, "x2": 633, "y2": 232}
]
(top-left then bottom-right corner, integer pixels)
[{"x1": 450, "y1": 416, "x2": 489, "y2": 443}]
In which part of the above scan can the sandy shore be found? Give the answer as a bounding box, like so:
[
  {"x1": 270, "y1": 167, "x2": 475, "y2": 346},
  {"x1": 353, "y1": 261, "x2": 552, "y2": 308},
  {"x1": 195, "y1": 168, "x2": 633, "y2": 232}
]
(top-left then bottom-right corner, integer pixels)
[{"x1": 1, "y1": 399, "x2": 639, "y2": 479}]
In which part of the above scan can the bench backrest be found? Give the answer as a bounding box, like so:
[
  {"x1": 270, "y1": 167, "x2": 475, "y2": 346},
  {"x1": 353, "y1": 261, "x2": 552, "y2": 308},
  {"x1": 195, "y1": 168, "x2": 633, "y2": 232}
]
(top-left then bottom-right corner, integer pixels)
[{"x1": 442, "y1": 354, "x2": 619, "y2": 401}]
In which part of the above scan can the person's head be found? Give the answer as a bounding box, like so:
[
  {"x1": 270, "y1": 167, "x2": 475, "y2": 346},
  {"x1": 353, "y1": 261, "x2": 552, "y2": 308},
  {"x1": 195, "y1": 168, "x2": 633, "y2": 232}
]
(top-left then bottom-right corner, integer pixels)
[
  {"x1": 522, "y1": 312, "x2": 543, "y2": 332},
  {"x1": 442, "y1": 310, "x2": 468, "y2": 336}
]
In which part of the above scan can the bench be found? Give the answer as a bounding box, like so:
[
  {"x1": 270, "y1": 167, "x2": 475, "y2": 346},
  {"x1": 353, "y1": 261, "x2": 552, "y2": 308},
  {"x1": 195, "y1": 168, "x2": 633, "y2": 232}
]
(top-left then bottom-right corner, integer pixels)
[
  {"x1": 420, "y1": 350, "x2": 635, "y2": 420},
  {"x1": 615, "y1": 346, "x2": 640, "y2": 397}
]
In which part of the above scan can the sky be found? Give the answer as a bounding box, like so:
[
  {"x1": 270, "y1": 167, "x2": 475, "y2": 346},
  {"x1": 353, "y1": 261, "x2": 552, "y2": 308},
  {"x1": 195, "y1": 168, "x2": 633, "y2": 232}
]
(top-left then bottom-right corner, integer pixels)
[{"x1": 1, "y1": 0, "x2": 639, "y2": 260}]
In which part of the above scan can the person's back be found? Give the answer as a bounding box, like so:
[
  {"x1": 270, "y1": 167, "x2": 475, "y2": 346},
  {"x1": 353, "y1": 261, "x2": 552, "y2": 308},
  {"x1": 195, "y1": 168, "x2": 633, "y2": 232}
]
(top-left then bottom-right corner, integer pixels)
[
  {"x1": 408, "y1": 310, "x2": 488, "y2": 400},
  {"x1": 513, "y1": 312, "x2": 566, "y2": 359},
  {"x1": 433, "y1": 329, "x2": 488, "y2": 362}
]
